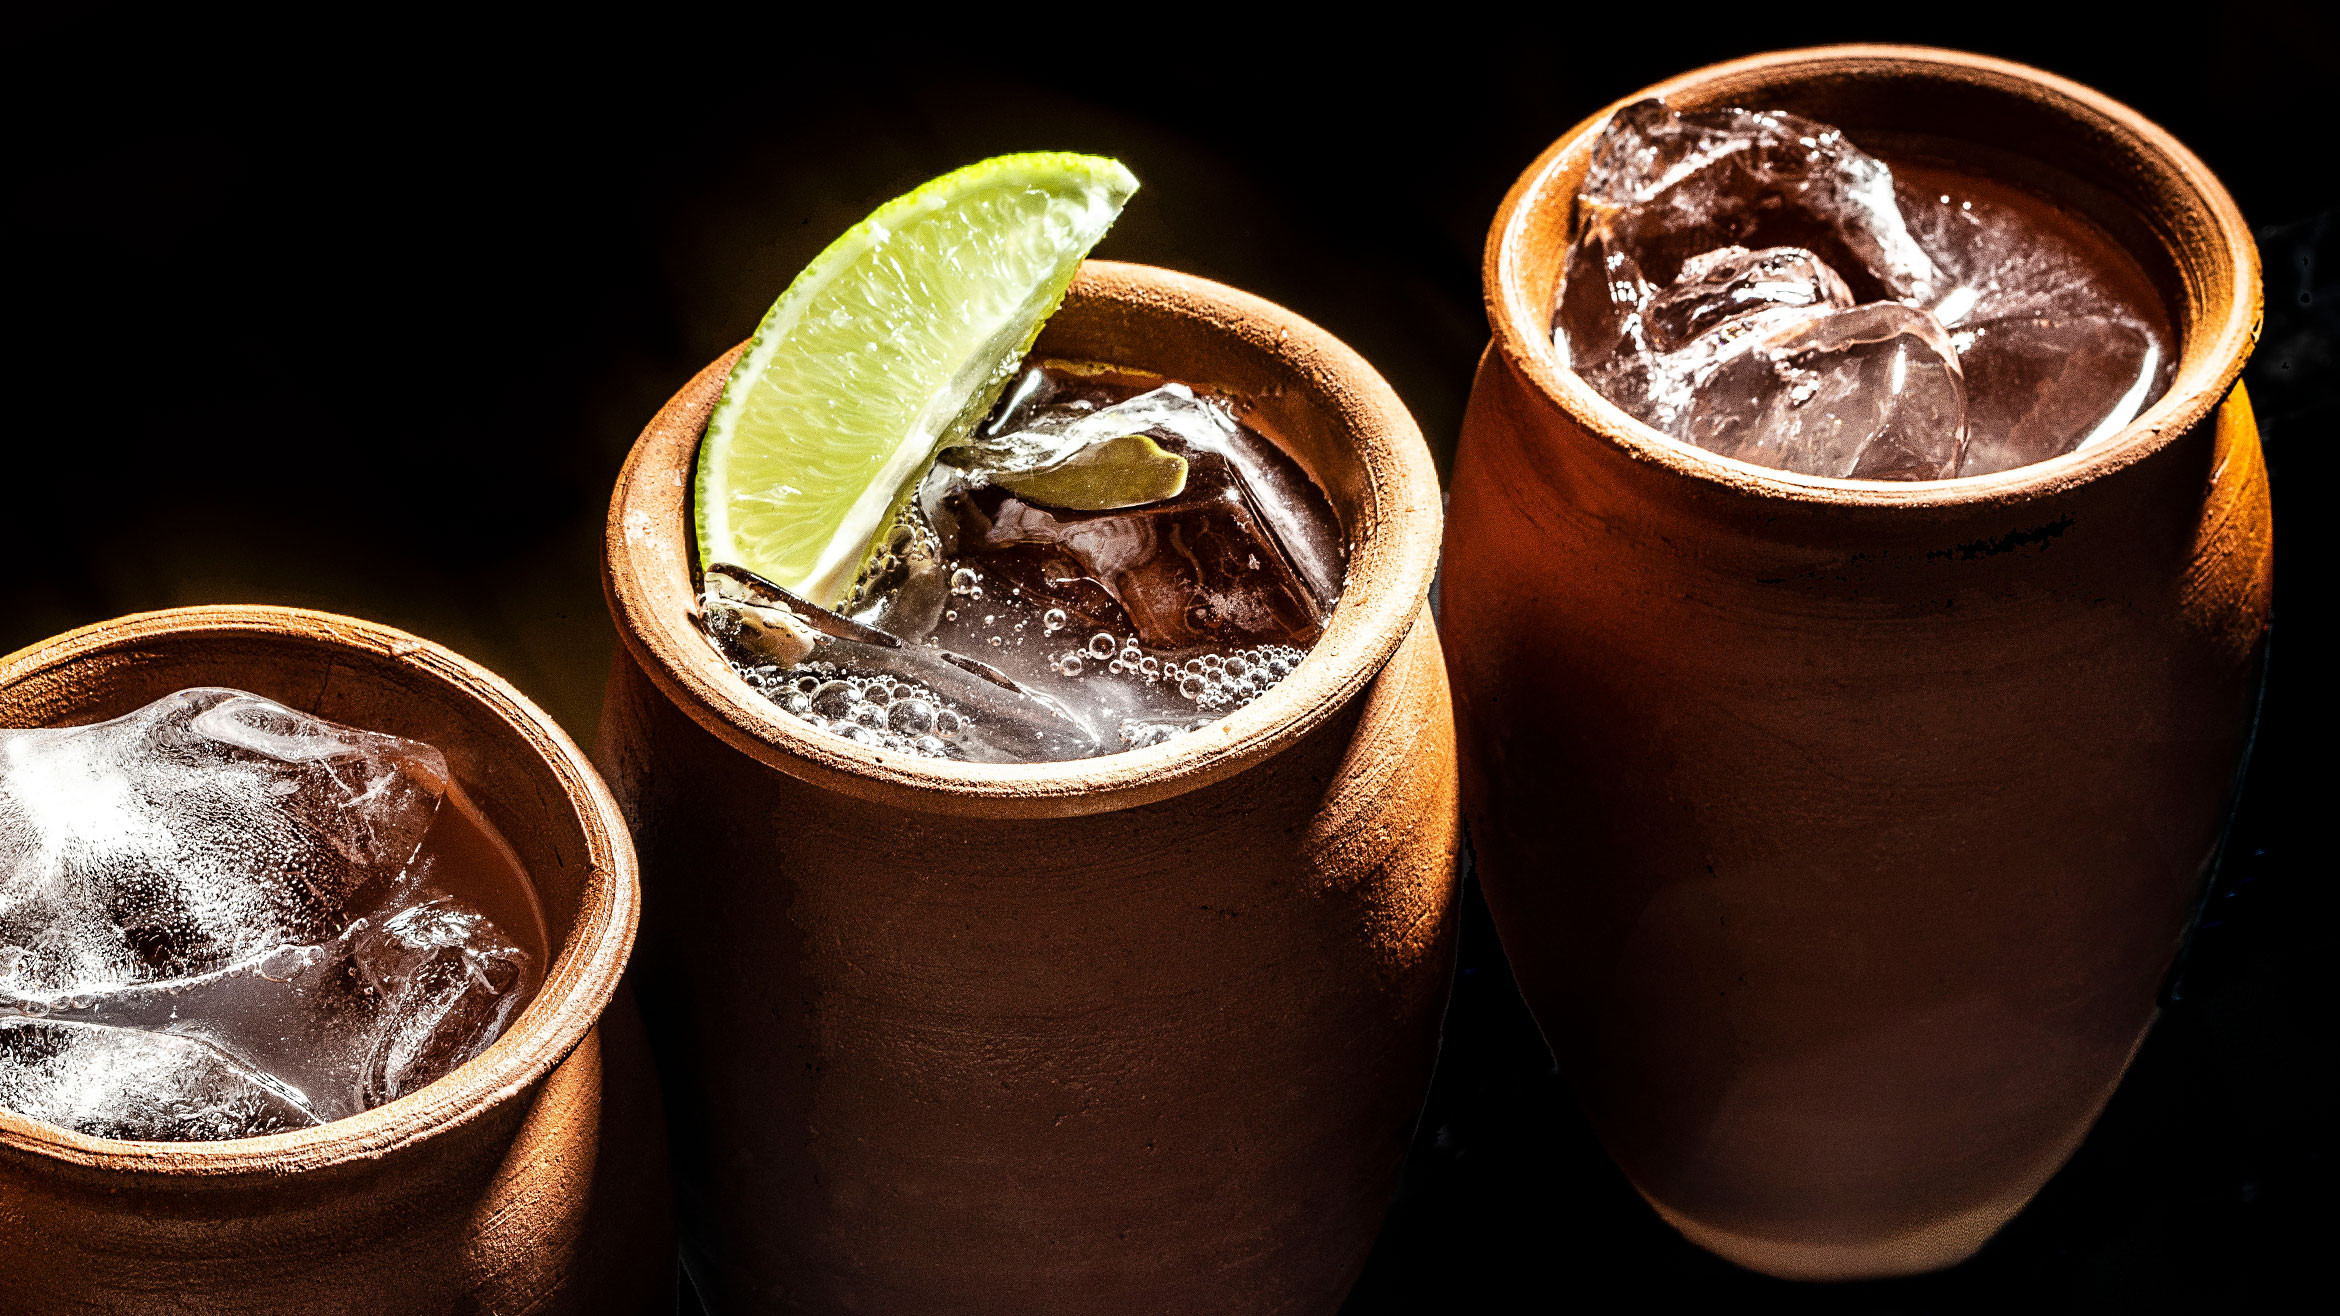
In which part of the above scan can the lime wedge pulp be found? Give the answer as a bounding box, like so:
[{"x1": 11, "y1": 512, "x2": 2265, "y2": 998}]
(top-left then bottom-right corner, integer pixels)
[{"x1": 693, "y1": 153, "x2": 1139, "y2": 607}]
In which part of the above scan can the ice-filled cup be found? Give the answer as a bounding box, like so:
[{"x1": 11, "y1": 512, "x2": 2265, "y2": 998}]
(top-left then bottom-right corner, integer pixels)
[
  {"x1": 1444, "y1": 45, "x2": 2268, "y2": 1279},
  {"x1": 598, "y1": 260, "x2": 1456, "y2": 1314},
  {"x1": 0, "y1": 606, "x2": 672, "y2": 1313}
]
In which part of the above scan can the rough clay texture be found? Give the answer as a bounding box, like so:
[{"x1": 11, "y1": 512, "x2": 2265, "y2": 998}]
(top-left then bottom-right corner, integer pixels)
[
  {"x1": 1445, "y1": 47, "x2": 2271, "y2": 1281},
  {"x1": 0, "y1": 608, "x2": 673, "y2": 1313},
  {"x1": 598, "y1": 263, "x2": 1459, "y2": 1314}
]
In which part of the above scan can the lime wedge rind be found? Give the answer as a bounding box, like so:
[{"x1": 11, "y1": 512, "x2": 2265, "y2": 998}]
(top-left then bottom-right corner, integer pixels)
[
  {"x1": 993, "y1": 433, "x2": 1190, "y2": 511},
  {"x1": 694, "y1": 153, "x2": 1138, "y2": 607}
]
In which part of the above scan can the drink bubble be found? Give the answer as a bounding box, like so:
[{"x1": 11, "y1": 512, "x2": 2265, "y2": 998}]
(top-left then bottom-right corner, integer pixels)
[
  {"x1": 1087, "y1": 633, "x2": 1117, "y2": 660},
  {"x1": 933, "y1": 708, "x2": 964, "y2": 740},
  {"x1": 1224, "y1": 655, "x2": 1251, "y2": 678},
  {"x1": 1179, "y1": 676, "x2": 1205, "y2": 700},
  {"x1": 1042, "y1": 608, "x2": 1067, "y2": 634},
  {"x1": 950, "y1": 567, "x2": 981, "y2": 596},
  {"x1": 1119, "y1": 644, "x2": 1142, "y2": 665},
  {"x1": 1057, "y1": 654, "x2": 1085, "y2": 677},
  {"x1": 888, "y1": 699, "x2": 937, "y2": 735},
  {"x1": 812, "y1": 681, "x2": 856, "y2": 718},
  {"x1": 912, "y1": 735, "x2": 948, "y2": 756}
]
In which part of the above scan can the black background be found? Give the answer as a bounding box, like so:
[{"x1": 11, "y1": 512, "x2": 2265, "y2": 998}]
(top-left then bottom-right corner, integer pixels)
[{"x1": 7, "y1": 5, "x2": 2333, "y2": 1311}]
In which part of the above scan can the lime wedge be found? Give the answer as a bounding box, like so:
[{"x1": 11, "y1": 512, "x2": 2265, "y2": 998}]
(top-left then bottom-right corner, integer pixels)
[
  {"x1": 694, "y1": 153, "x2": 1139, "y2": 606},
  {"x1": 993, "y1": 433, "x2": 1189, "y2": 511}
]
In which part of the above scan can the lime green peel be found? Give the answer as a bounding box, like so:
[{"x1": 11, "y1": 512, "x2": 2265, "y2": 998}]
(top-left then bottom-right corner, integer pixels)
[
  {"x1": 693, "y1": 153, "x2": 1139, "y2": 607},
  {"x1": 993, "y1": 433, "x2": 1188, "y2": 511}
]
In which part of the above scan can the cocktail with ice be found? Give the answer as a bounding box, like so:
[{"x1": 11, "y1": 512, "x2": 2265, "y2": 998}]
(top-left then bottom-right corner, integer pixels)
[
  {"x1": 703, "y1": 362, "x2": 1344, "y2": 761},
  {"x1": 688, "y1": 154, "x2": 1347, "y2": 762},
  {"x1": 1, "y1": 688, "x2": 541, "y2": 1140},
  {"x1": 1555, "y1": 99, "x2": 2175, "y2": 478},
  {"x1": 1445, "y1": 47, "x2": 2270, "y2": 1281}
]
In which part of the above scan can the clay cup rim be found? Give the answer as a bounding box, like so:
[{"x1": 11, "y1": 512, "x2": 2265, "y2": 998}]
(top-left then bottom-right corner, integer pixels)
[
  {"x1": 603, "y1": 260, "x2": 1443, "y2": 818},
  {"x1": 0, "y1": 605, "x2": 639, "y2": 1180},
  {"x1": 1484, "y1": 43, "x2": 2262, "y2": 515}
]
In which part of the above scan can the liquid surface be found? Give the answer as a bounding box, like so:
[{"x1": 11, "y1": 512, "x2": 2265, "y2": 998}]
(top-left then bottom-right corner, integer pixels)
[
  {"x1": 0, "y1": 689, "x2": 542, "y2": 1141},
  {"x1": 1553, "y1": 100, "x2": 2176, "y2": 479},
  {"x1": 703, "y1": 361, "x2": 1348, "y2": 762}
]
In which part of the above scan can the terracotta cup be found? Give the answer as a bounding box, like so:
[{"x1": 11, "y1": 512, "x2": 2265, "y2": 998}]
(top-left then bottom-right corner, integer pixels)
[
  {"x1": 598, "y1": 260, "x2": 1457, "y2": 1314},
  {"x1": 0, "y1": 606, "x2": 672, "y2": 1313},
  {"x1": 1443, "y1": 46, "x2": 2268, "y2": 1279}
]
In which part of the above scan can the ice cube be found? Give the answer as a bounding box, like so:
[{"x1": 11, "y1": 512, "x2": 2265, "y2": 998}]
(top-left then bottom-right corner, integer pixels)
[
  {"x1": 1682, "y1": 302, "x2": 1969, "y2": 480},
  {"x1": 1897, "y1": 175, "x2": 2125, "y2": 330},
  {"x1": 1954, "y1": 314, "x2": 2163, "y2": 475},
  {"x1": 1556, "y1": 100, "x2": 1966, "y2": 478},
  {"x1": 935, "y1": 382, "x2": 1335, "y2": 651},
  {"x1": 950, "y1": 375, "x2": 1235, "y2": 481},
  {"x1": 1643, "y1": 246, "x2": 1856, "y2": 352},
  {"x1": 948, "y1": 379, "x2": 1345, "y2": 605},
  {"x1": 344, "y1": 895, "x2": 532, "y2": 1110},
  {"x1": 947, "y1": 467, "x2": 1326, "y2": 651},
  {"x1": 5, "y1": 887, "x2": 530, "y2": 1129},
  {"x1": 1, "y1": 689, "x2": 531, "y2": 1140},
  {"x1": 0, "y1": 1018, "x2": 312, "y2": 1141},
  {"x1": 1568, "y1": 99, "x2": 1942, "y2": 319},
  {"x1": 1586, "y1": 245, "x2": 1862, "y2": 434},
  {"x1": 0, "y1": 688, "x2": 447, "y2": 996},
  {"x1": 1893, "y1": 178, "x2": 2174, "y2": 473}
]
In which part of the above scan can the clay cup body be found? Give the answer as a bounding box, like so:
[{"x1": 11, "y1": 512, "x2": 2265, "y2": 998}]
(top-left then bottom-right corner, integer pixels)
[
  {"x1": 0, "y1": 607, "x2": 672, "y2": 1313},
  {"x1": 597, "y1": 262, "x2": 1458, "y2": 1313},
  {"x1": 1444, "y1": 46, "x2": 2269, "y2": 1279}
]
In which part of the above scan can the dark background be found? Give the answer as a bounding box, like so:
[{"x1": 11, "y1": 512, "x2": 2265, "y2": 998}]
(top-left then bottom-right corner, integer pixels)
[{"x1": 7, "y1": 5, "x2": 2333, "y2": 1311}]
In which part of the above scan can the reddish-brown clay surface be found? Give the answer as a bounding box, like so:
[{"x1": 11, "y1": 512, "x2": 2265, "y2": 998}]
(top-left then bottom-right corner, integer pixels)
[
  {"x1": 0, "y1": 607, "x2": 673, "y2": 1313},
  {"x1": 598, "y1": 261, "x2": 1457, "y2": 1314},
  {"x1": 1444, "y1": 46, "x2": 2270, "y2": 1280}
]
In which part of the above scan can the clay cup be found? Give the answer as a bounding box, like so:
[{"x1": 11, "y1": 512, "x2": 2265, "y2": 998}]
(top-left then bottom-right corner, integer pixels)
[
  {"x1": 0, "y1": 606, "x2": 672, "y2": 1313},
  {"x1": 1444, "y1": 46, "x2": 2268, "y2": 1279},
  {"x1": 598, "y1": 260, "x2": 1457, "y2": 1314}
]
